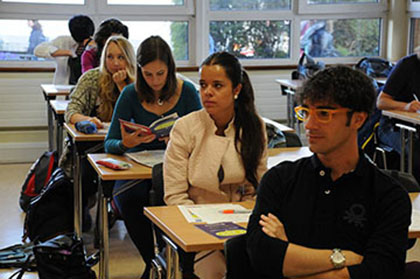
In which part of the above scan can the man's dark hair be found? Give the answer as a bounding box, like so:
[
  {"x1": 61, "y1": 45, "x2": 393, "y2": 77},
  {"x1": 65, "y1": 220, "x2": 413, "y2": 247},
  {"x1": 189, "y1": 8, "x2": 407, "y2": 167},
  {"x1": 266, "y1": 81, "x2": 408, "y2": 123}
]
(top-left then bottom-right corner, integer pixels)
[
  {"x1": 94, "y1": 18, "x2": 129, "y2": 63},
  {"x1": 298, "y1": 65, "x2": 376, "y2": 116},
  {"x1": 68, "y1": 15, "x2": 95, "y2": 43}
]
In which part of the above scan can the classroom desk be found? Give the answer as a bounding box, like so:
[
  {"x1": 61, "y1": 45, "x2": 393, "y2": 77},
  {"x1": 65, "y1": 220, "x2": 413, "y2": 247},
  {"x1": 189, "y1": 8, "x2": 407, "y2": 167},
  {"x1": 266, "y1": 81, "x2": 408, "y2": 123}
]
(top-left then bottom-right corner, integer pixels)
[
  {"x1": 382, "y1": 110, "x2": 420, "y2": 173},
  {"x1": 262, "y1": 117, "x2": 295, "y2": 133},
  {"x1": 41, "y1": 84, "x2": 74, "y2": 152},
  {"x1": 275, "y1": 79, "x2": 303, "y2": 134},
  {"x1": 267, "y1": 146, "x2": 312, "y2": 168},
  {"x1": 87, "y1": 153, "x2": 153, "y2": 279},
  {"x1": 64, "y1": 123, "x2": 106, "y2": 240},
  {"x1": 145, "y1": 192, "x2": 420, "y2": 279},
  {"x1": 50, "y1": 100, "x2": 69, "y2": 157}
]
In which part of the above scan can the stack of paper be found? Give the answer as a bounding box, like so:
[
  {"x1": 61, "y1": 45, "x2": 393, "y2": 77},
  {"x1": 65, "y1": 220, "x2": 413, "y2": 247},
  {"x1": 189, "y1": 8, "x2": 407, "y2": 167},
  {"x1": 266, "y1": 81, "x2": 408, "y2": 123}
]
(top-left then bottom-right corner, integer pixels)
[{"x1": 178, "y1": 204, "x2": 252, "y2": 224}]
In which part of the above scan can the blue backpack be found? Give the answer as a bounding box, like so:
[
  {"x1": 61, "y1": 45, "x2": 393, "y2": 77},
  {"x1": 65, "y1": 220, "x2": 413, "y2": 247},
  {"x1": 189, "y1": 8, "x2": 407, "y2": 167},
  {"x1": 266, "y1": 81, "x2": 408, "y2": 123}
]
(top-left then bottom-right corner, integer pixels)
[{"x1": 355, "y1": 57, "x2": 394, "y2": 78}]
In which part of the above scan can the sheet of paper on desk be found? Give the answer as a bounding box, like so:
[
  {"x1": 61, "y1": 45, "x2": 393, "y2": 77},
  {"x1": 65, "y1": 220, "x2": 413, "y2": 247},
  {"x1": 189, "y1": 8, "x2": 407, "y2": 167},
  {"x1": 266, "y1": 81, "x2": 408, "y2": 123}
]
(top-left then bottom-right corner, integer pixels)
[
  {"x1": 96, "y1": 122, "x2": 110, "y2": 134},
  {"x1": 125, "y1": 149, "x2": 165, "y2": 167},
  {"x1": 55, "y1": 85, "x2": 74, "y2": 92},
  {"x1": 178, "y1": 204, "x2": 252, "y2": 224},
  {"x1": 410, "y1": 209, "x2": 420, "y2": 231}
]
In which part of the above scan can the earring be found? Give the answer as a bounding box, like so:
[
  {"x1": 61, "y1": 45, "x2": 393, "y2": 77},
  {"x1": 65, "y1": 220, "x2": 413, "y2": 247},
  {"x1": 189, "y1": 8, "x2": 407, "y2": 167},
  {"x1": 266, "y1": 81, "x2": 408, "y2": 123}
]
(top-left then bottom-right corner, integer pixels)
[{"x1": 234, "y1": 95, "x2": 238, "y2": 100}]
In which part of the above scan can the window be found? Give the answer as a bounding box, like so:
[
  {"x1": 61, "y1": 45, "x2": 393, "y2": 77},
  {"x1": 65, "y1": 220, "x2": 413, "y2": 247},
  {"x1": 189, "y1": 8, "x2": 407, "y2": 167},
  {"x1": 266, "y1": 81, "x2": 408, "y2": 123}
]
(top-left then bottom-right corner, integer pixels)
[
  {"x1": 300, "y1": 18, "x2": 381, "y2": 58},
  {"x1": 0, "y1": 19, "x2": 69, "y2": 61},
  {"x1": 0, "y1": 0, "x2": 388, "y2": 66}
]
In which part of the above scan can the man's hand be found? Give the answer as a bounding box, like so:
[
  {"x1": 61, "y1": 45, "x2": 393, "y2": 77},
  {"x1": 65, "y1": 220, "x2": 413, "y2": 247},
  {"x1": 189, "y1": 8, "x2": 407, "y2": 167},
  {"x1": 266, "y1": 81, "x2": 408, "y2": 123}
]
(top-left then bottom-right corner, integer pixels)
[
  {"x1": 120, "y1": 122, "x2": 156, "y2": 149},
  {"x1": 260, "y1": 213, "x2": 288, "y2": 241},
  {"x1": 404, "y1": 100, "x2": 420, "y2": 112}
]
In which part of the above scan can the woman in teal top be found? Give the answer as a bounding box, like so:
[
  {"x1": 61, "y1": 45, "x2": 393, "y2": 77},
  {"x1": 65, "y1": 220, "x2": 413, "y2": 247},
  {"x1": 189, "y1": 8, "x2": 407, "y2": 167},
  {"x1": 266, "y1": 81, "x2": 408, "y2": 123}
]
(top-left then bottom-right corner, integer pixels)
[{"x1": 104, "y1": 36, "x2": 201, "y2": 279}]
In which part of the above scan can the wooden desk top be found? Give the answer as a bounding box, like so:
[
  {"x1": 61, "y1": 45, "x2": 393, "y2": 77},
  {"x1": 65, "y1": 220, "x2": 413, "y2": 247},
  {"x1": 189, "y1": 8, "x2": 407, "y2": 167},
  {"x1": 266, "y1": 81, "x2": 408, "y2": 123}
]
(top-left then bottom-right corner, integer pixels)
[
  {"x1": 87, "y1": 153, "x2": 152, "y2": 181},
  {"x1": 275, "y1": 79, "x2": 303, "y2": 89},
  {"x1": 64, "y1": 123, "x2": 107, "y2": 142},
  {"x1": 144, "y1": 201, "x2": 254, "y2": 252},
  {"x1": 382, "y1": 110, "x2": 420, "y2": 126},
  {"x1": 145, "y1": 193, "x2": 420, "y2": 253},
  {"x1": 41, "y1": 84, "x2": 74, "y2": 96},
  {"x1": 268, "y1": 146, "x2": 312, "y2": 168},
  {"x1": 50, "y1": 100, "x2": 69, "y2": 115}
]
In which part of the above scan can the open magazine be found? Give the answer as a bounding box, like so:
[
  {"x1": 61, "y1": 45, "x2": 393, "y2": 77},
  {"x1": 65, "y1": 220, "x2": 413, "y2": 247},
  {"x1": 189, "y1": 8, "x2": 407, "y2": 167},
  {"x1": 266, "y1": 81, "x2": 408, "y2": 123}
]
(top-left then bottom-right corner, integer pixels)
[
  {"x1": 119, "y1": 112, "x2": 179, "y2": 138},
  {"x1": 125, "y1": 150, "x2": 165, "y2": 168}
]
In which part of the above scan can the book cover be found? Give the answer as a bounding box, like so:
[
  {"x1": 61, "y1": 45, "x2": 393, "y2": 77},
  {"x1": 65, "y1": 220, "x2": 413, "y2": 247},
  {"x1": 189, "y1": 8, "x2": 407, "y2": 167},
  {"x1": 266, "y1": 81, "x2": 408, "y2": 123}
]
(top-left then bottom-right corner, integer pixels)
[
  {"x1": 194, "y1": 222, "x2": 246, "y2": 239},
  {"x1": 119, "y1": 112, "x2": 178, "y2": 138}
]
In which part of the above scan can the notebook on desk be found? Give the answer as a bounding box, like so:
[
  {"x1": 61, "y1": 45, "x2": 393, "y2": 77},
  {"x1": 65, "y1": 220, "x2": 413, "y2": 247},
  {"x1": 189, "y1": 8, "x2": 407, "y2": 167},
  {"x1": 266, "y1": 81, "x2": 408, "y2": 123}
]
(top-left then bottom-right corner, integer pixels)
[{"x1": 125, "y1": 149, "x2": 165, "y2": 168}]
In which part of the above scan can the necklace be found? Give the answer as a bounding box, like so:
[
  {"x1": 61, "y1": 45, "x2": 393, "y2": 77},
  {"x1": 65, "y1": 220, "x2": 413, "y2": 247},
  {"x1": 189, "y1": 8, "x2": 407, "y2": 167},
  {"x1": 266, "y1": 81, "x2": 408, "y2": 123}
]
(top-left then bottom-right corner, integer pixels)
[{"x1": 157, "y1": 98, "x2": 164, "y2": 106}]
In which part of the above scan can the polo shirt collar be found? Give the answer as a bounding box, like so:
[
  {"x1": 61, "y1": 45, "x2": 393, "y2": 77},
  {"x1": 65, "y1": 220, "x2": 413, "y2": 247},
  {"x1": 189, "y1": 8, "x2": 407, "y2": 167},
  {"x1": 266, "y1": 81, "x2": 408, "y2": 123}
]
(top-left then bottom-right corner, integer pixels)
[{"x1": 310, "y1": 149, "x2": 369, "y2": 179}]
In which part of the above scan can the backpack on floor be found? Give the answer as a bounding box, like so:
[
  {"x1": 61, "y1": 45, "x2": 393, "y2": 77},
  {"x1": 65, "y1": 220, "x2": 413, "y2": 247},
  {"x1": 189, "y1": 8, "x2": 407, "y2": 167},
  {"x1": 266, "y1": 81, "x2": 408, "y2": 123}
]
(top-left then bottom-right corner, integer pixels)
[
  {"x1": 23, "y1": 168, "x2": 74, "y2": 243},
  {"x1": 0, "y1": 242, "x2": 36, "y2": 272},
  {"x1": 19, "y1": 151, "x2": 58, "y2": 212},
  {"x1": 33, "y1": 234, "x2": 96, "y2": 279}
]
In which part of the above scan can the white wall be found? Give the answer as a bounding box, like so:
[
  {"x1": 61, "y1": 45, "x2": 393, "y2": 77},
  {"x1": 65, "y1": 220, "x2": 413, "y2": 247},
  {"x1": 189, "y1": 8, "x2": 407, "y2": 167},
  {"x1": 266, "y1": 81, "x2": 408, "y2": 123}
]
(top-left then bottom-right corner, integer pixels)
[{"x1": 0, "y1": 70, "x2": 290, "y2": 163}]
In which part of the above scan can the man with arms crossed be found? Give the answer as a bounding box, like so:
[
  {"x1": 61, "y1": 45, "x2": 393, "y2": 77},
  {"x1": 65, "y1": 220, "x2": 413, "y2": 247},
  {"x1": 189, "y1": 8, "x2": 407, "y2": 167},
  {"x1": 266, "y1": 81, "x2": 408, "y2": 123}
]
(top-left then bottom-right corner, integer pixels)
[{"x1": 247, "y1": 66, "x2": 411, "y2": 279}]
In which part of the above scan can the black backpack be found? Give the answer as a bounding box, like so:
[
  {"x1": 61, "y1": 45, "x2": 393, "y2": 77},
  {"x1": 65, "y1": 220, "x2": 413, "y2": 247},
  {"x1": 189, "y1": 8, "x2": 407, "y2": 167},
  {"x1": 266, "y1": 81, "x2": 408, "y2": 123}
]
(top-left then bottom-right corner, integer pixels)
[
  {"x1": 23, "y1": 168, "x2": 74, "y2": 243},
  {"x1": 33, "y1": 234, "x2": 96, "y2": 279},
  {"x1": 19, "y1": 151, "x2": 58, "y2": 212},
  {"x1": 355, "y1": 57, "x2": 394, "y2": 78},
  {"x1": 292, "y1": 52, "x2": 325, "y2": 80}
]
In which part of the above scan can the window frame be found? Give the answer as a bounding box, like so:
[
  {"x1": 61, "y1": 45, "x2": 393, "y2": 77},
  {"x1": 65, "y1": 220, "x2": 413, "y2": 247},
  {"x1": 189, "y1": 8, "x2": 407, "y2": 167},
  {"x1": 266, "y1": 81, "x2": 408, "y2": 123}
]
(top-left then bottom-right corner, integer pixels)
[
  {"x1": 0, "y1": 0, "x2": 389, "y2": 68},
  {"x1": 298, "y1": 0, "x2": 387, "y2": 14}
]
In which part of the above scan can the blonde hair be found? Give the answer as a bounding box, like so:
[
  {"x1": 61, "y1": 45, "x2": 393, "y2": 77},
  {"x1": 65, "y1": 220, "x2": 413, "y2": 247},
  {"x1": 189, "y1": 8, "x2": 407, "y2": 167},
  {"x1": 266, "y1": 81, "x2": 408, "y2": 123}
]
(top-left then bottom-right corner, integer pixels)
[{"x1": 97, "y1": 35, "x2": 136, "y2": 121}]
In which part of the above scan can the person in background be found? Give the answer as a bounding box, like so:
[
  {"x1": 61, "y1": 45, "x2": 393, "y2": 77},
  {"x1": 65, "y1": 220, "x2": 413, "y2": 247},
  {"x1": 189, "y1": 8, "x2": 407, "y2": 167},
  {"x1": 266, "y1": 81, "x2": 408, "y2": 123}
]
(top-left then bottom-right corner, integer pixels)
[
  {"x1": 164, "y1": 51, "x2": 268, "y2": 279},
  {"x1": 82, "y1": 18, "x2": 128, "y2": 73},
  {"x1": 27, "y1": 19, "x2": 46, "y2": 55},
  {"x1": 104, "y1": 35, "x2": 201, "y2": 279},
  {"x1": 376, "y1": 53, "x2": 420, "y2": 184},
  {"x1": 59, "y1": 36, "x2": 136, "y2": 230},
  {"x1": 34, "y1": 14, "x2": 94, "y2": 84},
  {"x1": 247, "y1": 65, "x2": 411, "y2": 279}
]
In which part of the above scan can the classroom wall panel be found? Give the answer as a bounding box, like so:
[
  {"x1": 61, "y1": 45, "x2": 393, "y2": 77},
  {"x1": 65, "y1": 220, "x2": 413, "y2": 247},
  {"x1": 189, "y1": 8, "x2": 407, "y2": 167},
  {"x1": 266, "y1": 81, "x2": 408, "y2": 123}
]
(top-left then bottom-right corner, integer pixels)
[{"x1": 0, "y1": 70, "x2": 290, "y2": 163}]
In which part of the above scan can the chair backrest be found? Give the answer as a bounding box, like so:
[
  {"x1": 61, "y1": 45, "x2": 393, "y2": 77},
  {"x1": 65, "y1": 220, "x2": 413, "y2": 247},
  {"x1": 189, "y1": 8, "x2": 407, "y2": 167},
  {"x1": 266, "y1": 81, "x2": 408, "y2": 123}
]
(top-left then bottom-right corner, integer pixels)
[
  {"x1": 380, "y1": 169, "x2": 420, "y2": 193},
  {"x1": 224, "y1": 234, "x2": 257, "y2": 279},
  {"x1": 150, "y1": 163, "x2": 165, "y2": 206}
]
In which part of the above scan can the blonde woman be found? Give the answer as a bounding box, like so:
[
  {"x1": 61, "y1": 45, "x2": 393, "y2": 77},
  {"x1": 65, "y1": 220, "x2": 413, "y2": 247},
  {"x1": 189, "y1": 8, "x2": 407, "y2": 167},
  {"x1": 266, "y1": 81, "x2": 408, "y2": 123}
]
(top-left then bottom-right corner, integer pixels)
[{"x1": 59, "y1": 35, "x2": 136, "y2": 231}]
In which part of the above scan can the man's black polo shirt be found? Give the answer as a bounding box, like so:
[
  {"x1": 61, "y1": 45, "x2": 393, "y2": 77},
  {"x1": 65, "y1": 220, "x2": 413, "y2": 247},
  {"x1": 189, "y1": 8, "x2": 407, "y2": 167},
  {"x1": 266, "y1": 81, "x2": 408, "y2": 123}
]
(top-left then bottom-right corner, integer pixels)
[{"x1": 247, "y1": 153, "x2": 411, "y2": 279}]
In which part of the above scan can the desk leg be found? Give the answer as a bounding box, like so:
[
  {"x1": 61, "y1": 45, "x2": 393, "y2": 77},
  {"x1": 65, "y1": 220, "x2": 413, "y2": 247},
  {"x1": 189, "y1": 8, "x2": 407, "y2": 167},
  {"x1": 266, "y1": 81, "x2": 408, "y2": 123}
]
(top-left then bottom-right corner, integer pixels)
[
  {"x1": 98, "y1": 179, "x2": 110, "y2": 279},
  {"x1": 47, "y1": 101, "x2": 54, "y2": 152},
  {"x1": 56, "y1": 115, "x2": 64, "y2": 158},
  {"x1": 162, "y1": 235, "x2": 181, "y2": 279},
  {"x1": 73, "y1": 143, "x2": 83, "y2": 238},
  {"x1": 396, "y1": 123, "x2": 417, "y2": 173}
]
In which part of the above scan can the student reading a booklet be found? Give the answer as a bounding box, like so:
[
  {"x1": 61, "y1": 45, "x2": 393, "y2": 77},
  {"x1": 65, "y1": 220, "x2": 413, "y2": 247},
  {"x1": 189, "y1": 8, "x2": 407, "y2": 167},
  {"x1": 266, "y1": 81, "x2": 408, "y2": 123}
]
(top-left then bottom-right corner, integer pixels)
[
  {"x1": 59, "y1": 36, "x2": 136, "y2": 231},
  {"x1": 104, "y1": 35, "x2": 201, "y2": 279},
  {"x1": 163, "y1": 52, "x2": 268, "y2": 279}
]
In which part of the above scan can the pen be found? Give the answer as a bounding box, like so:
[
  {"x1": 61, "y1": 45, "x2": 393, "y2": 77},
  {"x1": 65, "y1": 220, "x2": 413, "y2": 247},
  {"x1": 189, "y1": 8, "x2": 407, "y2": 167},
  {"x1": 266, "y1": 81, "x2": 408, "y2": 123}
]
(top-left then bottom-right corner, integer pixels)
[
  {"x1": 414, "y1": 94, "x2": 419, "y2": 102},
  {"x1": 221, "y1": 209, "x2": 252, "y2": 214}
]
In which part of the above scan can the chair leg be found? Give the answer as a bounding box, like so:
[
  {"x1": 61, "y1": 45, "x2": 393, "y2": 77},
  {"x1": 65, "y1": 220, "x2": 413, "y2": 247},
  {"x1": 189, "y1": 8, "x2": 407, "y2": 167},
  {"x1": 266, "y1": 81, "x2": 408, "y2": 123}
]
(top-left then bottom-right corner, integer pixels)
[{"x1": 374, "y1": 147, "x2": 388, "y2": 170}]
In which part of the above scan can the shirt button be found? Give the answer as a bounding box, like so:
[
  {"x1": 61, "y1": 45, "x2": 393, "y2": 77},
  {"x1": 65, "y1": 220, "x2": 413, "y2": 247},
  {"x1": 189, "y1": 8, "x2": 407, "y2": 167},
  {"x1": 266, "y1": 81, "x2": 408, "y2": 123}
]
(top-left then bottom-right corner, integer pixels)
[
  {"x1": 324, "y1": 189, "x2": 331, "y2": 195},
  {"x1": 319, "y1": 170, "x2": 325, "y2": 176}
]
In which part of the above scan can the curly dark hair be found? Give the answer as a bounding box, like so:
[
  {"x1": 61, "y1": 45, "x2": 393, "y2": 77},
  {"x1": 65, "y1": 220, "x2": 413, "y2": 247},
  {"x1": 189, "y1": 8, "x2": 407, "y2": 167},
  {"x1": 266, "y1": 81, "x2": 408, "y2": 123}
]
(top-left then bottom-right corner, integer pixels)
[
  {"x1": 200, "y1": 51, "x2": 265, "y2": 188},
  {"x1": 298, "y1": 65, "x2": 376, "y2": 124},
  {"x1": 68, "y1": 15, "x2": 94, "y2": 43}
]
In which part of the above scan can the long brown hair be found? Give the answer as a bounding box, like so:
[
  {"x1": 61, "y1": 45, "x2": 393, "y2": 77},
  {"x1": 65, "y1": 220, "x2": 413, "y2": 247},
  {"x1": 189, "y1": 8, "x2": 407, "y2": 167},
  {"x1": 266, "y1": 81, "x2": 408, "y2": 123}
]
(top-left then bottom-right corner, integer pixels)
[
  {"x1": 200, "y1": 52, "x2": 265, "y2": 188},
  {"x1": 135, "y1": 36, "x2": 177, "y2": 103},
  {"x1": 97, "y1": 36, "x2": 136, "y2": 121}
]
